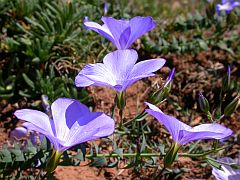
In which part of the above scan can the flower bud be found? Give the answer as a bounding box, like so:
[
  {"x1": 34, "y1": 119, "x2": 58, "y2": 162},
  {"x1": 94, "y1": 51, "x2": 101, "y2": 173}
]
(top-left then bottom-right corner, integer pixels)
[
  {"x1": 198, "y1": 92, "x2": 210, "y2": 113},
  {"x1": 83, "y1": 16, "x2": 90, "y2": 31},
  {"x1": 115, "y1": 92, "x2": 126, "y2": 111},
  {"x1": 46, "y1": 150, "x2": 62, "y2": 173},
  {"x1": 222, "y1": 65, "x2": 231, "y2": 92},
  {"x1": 104, "y1": 1, "x2": 110, "y2": 15},
  {"x1": 224, "y1": 95, "x2": 240, "y2": 117},
  {"x1": 164, "y1": 143, "x2": 180, "y2": 168},
  {"x1": 206, "y1": 0, "x2": 216, "y2": 19},
  {"x1": 149, "y1": 68, "x2": 175, "y2": 105},
  {"x1": 227, "y1": 11, "x2": 239, "y2": 27}
]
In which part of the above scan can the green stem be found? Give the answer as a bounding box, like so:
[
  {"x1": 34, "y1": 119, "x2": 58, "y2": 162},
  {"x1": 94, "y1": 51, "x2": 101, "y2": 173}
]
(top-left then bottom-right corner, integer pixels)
[
  {"x1": 119, "y1": 109, "x2": 123, "y2": 129},
  {"x1": 207, "y1": 111, "x2": 214, "y2": 122},
  {"x1": 123, "y1": 111, "x2": 148, "y2": 126},
  {"x1": 84, "y1": 145, "x2": 228, "y2": 159},
  {"x1": 111, "y1": 103, "x2": 116, "y2": 119},
  {"x1": 180, "y1": 145, "x2": 228, "y2": 158},
  {"x1": 188, "y1": 140, "x2": 201, "y2": 154}
]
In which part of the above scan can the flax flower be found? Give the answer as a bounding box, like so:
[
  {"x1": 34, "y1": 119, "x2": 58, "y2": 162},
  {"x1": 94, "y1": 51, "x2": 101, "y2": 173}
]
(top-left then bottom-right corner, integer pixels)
[
  {"x1": 14, "y1": 98, "x2": 115, "y2": 152},
  {"x1": 145, "y1": 102, "x2": 232, "y2": 167},
  {"x1": 216, "y1": 0, "x2": 240, "y2": 14},
  {"x1": 75, "y1": 49, "x2": 165, "y2": 92},
  {"x1": 145, "y1": 102, "x2": 232, "y2": 145},
  {"x1": 84, "y1": 16, "x2": 156, "y2": 49}
]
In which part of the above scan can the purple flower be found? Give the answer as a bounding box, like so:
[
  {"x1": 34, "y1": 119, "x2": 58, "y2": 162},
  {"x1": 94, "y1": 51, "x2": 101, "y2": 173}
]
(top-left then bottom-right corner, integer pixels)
[
  {"x1": 164, "y1": 68, "x2": 175, "y2": 88},
  {"x1": 83, "y1": 16, "x2": 89, "y2": 31},
  {"x1": 212, "y1": 157, "x2": 240, "y2": 179},
  {"x1": 227, "y1": 64, "x2": 231, "y2": 82},
  {"x1": 145, "y1": 102, "x2": 232, "y2": 145},
  {"x1": 84, "y1": 16, "x2": 156, "y2": 49},
  {"x1": 14, "y1": 98, "x2": 115, "y2": 152},
  {"x1": 216, "y1": 0, "x2": 240, "y2": 14},
  {"x1": 75, "y1": 49, "x2": 165, "y2": 92},
  {"x1": 10, "y1": 126, "x2": 43, "y2": 145},
  {"x1": 104, "y1": 1, "x2": 110, "y2": 15}
]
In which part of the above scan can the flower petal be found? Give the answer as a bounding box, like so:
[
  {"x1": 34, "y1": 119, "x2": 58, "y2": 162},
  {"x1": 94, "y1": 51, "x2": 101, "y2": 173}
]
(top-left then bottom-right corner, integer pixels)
[
  {"x1": 125, "y1": 16, "x2": 156, "y2": 48},
  {"x1": 129, "y1": 58, "x2": 166, "y2": 79},
  {"x1": 75, "y1": 63, "x2": 117, "y2": 89},
  {"x1": 145, "y1": 102, "x2": 191, "y2": 142},
  {"x1": 119, "y1": 27, "x2": 131, "y2": 49},
  {"x1": 103, "y1": 49, "x2": 138, "y2": 82},
  {"x1": 101, "y1": 17, "x2": 130, "y2": 49},
  {"x1": 51, "y1": 98, "x2": 90, "y2": 140},
  {"x1": 64, "y1": 112, "x2": 115, "y2": 147},
  {"x1": 14, "y1": 109, "x2": 54, "y2": 136},
  {"x1": 23, "y1": 122, "x2": 61, "y2": 149},
  {"x1": 75, "y1": 49, "x2": 138, "y2": 92},
  {"x1": 83, "y1": 21, "x2": 116, "y2": 46},
  {"x1": 178, "y1": 123, "x2": 232, "y2": 145},
  {"x1": 10, "y1": 127, "x2": 28, "y2": 140}
]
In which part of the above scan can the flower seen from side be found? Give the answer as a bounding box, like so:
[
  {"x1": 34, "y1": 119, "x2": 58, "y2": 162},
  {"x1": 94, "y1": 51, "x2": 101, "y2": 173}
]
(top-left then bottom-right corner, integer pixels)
[
  {"x1": 84, "y1": 16, "x2": 156, "y2": 49},
  {"x1": 145, "y1": 102, "x2": 232, "y2": 145},
  {"x1": 75, "y1": 49, "x2": 165, "y2": 92},
  {"x1": 145, "y1": 102, "x2": 233, "y2": 167}
]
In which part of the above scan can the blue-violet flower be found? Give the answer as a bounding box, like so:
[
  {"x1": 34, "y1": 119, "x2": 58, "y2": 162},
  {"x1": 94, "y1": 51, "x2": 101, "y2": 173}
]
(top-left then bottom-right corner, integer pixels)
[
  {"x1": 75, "y1": 49, "x2": 165, "y2": 92},
  {"x1": 14, "y1": 98, "x2": 115, "y2": 152},
  {"x1": 84, "y1": 16, "x2": 156, "y2": 49},
  {"x1": 216, "y1": 0, "x2": 240, "y2": 14},
  {"x1": 145, "y1": 102, "x2": 232, "y2": 145}
]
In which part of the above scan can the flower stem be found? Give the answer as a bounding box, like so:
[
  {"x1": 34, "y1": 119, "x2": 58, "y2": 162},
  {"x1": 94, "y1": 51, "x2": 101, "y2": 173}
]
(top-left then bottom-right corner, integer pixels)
[
  {"x1": 207, "y1": 111, "x2": 214, "y2": 122},
  {"x1": 84, "y1": 145, "x2": 228, "y2": 159}
]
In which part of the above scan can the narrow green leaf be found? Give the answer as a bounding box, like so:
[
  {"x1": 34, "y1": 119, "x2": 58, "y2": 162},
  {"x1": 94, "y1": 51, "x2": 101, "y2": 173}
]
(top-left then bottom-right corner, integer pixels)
[
  {"x1": 22, "y1": 73, "x2": 35, "y2": 89},
  {"x1": 113, "y1": 148, "x2": 123, "y2": 159}
]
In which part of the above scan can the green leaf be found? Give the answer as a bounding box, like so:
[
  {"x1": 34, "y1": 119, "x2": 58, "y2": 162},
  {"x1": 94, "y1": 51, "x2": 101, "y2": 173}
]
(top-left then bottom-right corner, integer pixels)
[
  {"x1": 230, "y1": 164, "x2": 240, "y2": 170},
  {"x1": 217, "y1": 41, "x2": 234, "y2": 55},
  {"x1": 113, "y1": 148, "x2": 123, "y2": 159},
  {"x1": 198, "y1": 39, "x2": 208, "y2": 50},
  {"x1": 25, "y1": 140, "x2": 37, "y2": 154},
  {"x1": 10, "y1": 148, "x2": 25, "y2": 161},
  {"x1": 73, "y1": 152, "x2": 84, "y2": 161},
  {"x1": 107, "y1": 161, "x2": 118, "y2": 168},
  {"x1": 0, "y1": 148, "x2": 12, "y2": 163},
  {"x1": 159, "y1": 144, "x2": 165, "y2": 155},
  {"x1": 140, "y1": 133, "x2": 147, "y2": 153},
  {"x1": 22, "y1": 73, "x2": 35, "y2": 89},
  {"x1": 206, "y1": 158, "x2": 222, "y2": 170},
  {"x1": 90, "y1": 157, "x2": 107, "y2": 167}
]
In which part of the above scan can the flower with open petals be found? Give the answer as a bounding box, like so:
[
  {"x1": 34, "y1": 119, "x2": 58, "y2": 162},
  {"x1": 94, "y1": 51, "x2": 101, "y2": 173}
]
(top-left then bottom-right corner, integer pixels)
[
  {"x1": 216, "y1": 0, "x2": 240, "y2": 14},
  {"x1": 212, "y1": 156, "x2": 240, "y2": 180},
  {"x1": 145, "y1": 102, "x2": 232, "y2": 145},
  {"x1": 14, "y1": 98, "x2": 115, "y2": 152},
  {"x1": 84, "y1": 16, "x2": 156, "y2": 49},
  {"x1": 75, "y1": 49, "x2": 165, "y2": 92}
]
